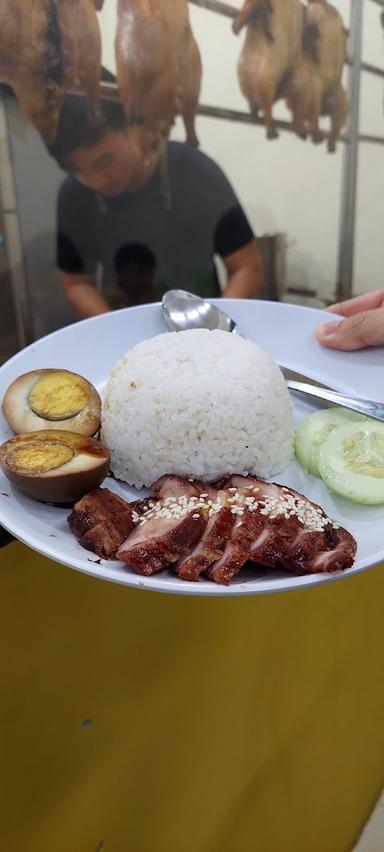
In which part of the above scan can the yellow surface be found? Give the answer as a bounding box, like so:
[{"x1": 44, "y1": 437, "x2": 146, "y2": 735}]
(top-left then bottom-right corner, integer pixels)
[
  {"x1": 28, "y1": 372, "x2": 89, "y2": 420},
  {"x1": 1, "y1": 543, "x2": 384, "y2": 852}
]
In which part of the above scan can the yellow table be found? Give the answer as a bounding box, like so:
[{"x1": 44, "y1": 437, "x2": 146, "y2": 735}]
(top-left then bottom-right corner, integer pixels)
[{"x1": 1, "y1": 541, "x2": 383, "y2": 852}]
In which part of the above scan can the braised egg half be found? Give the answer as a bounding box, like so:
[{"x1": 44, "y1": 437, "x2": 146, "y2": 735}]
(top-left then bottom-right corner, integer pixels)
[
  {"x1": 2, "y1": 369, "x2": 101, "y2": 436},
  {"x1": 0, "y1": 430, "x2": 110, "y2": 503}
]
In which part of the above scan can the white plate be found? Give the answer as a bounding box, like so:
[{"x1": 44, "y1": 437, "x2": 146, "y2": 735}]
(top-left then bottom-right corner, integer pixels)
[{"x1": 0, "y1": 300, "x2": 383, "y2": 596}]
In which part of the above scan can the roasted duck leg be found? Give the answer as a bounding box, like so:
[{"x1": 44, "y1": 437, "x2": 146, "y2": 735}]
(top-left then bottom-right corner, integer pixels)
[
  {"x1": 0, "y1": 0, "x2": 101, "y2": 143},
  {"x1": 115, "y1": 0, "x2": 202, "y2": 148},
  {"x1": 233, "y1": 0, "x2": 303, "y2": 139},
  {"x1": 323, "y1": 83, "x2": 348, "y2": 153}
]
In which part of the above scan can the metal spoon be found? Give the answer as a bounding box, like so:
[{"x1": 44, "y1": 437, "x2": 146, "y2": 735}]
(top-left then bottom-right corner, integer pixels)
[{"x1": 162, "y1": 290, "x2": 384, "y2": 423}]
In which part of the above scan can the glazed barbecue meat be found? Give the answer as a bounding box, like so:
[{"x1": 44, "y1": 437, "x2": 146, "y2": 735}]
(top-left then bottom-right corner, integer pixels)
[
  {"x1": 80, "y1": 512, "x2": 137, "y2": 558},
  {"x1": 149, "y1": 476, "x2": 235, "y2": 580},
  {"x1": 118, "y1": 475, "x2": 356, "y2": 582},
  {"x1": 285, "y1": 0, "x2": 348, "y2": 152},
  {"x1": 68, "y1": 477, "x2": 357, "y2": 583},
  {"x1": 152, "y1": 474, "x2": 219, "y2": 502},
  {"x1": 68, "y1": 487, "x2": 143, "y2": 558},
  {"x1": 115, "y1": 0, "x2": 202, "y2": 148},
  {"x1": 68, "y1": 487, "x2": 135, "y2": 537},
  {"x1": 207, "y1": 507, "x2": 267, "y2": 585},
  {"x1": 116, "y1": 510, "x2": 208, "y2": 575},
  {"x1": 177, "y1": 504, "x2": 235, "y2": 581},
  {"x1": 223, "y1": 475, "x2": 357, "y2": 579},
  {"x1": 0, "y1": 0, "x2": 101, "y2": 143},
  {"x1": 233, "y1": 0, "x2": 303, "y2": 139}
]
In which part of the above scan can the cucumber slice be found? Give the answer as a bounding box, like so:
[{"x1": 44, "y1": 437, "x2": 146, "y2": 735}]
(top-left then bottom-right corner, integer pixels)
[
  {"x1": 295, "y1": 408, "x2": 367, "y2": 478},
  {"x1": 318, "y1": 421, "x2": 384, "y2": 505}
]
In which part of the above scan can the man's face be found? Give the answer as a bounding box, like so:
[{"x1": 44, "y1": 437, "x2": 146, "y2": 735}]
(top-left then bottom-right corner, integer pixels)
[{"x1": 66, "y1": 129, "x2": 156, "y2": 196}]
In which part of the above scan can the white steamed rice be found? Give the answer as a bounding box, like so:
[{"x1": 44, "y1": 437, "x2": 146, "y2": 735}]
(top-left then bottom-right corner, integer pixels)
[{"x1": 101, "y1": 329, "x2": 294, "y2": 489}]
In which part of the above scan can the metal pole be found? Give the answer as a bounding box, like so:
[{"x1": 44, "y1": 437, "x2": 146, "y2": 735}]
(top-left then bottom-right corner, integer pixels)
[{"x1": 335, "y1": 0, "x2": 364, "y2": 302}]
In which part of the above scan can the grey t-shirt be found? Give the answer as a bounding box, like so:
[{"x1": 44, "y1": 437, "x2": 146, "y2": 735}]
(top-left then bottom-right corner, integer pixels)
[{"x1": 56, "y1": 141, "x2": 254, "y2": 301}]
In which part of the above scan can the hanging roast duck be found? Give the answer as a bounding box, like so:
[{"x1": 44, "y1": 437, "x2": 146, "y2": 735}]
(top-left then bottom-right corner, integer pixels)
[
  {"x1": 115, "y1": 0, "x2": 202, "y2": 148},
  {"x1": 233, "y1": 0, "x2": 304, "y2": 140},
  {"x1": 0, "y1": 0, "x2": 102, "y2": 143},
  {"x1": 285, "y1": 0, "x2": 348, "y2": 152}
]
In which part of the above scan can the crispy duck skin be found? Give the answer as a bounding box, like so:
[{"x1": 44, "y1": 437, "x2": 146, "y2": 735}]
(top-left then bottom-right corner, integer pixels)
[
  {"x1": 57, "y1": 0, "x2": 102, "y2": 124},
  {"x1": 117, "y1": 511, "x2": 208, "y2": 576}
]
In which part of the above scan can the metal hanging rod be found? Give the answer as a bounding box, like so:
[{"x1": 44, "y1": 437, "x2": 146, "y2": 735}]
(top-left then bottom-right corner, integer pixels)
[
  {"x1": 189, "y1": 0, "x2": 235, "y2": 18},
  {"x1": 95, "y1": 83, "x2": 384, "y2": 148},
  {"x1": 361, "y1": 61, "x2": 384, "y2": 80},
  {"x1": 190, "y1": 0, "x2": 384, "y2": 12}
]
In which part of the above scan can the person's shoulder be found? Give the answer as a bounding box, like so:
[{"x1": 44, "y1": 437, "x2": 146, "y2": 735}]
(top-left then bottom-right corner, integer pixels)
[
  {"x1": 58, "y1": 174, "x2": 95, "y2": 208},
  {"x1": 167, "y1": 141, "x2": 227, "y2": 179}
]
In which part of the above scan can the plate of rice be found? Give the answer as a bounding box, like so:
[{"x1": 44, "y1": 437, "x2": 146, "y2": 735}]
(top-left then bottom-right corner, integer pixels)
[{"x1": 0, "y1": 299, "x2": 382, "y2": 596}]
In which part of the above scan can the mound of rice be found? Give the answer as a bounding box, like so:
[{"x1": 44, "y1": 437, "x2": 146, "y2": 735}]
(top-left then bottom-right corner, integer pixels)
[{"x1": 101, "y1": 329, "x2": 294, "y2": 489}]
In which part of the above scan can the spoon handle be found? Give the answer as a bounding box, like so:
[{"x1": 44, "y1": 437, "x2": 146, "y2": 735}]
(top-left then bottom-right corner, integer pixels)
[{"x1": 287, "y1": 381, "x2": 384, "y2": 423}]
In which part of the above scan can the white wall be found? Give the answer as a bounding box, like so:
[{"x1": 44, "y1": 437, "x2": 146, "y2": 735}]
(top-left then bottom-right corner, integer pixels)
[{"x1": 98, "y1": 0, "x2": 384, "y2": 300}]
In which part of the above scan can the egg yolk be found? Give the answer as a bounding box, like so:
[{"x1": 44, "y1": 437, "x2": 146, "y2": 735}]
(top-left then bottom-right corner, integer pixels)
[
  {"x1": 6, "y1": 440, "x2": 74, "y2": 475},
  {"x1": 28, "y1": 372, "x2": 89, "y2": 421}
]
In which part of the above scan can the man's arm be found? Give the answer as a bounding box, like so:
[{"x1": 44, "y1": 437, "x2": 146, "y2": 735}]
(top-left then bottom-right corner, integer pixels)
[
  {"x1": 62, "y1": 272, "x2": 111, "y2": 319},
  {"x1": 221, "y1": 239, "x2": 264, "y2": 299}
]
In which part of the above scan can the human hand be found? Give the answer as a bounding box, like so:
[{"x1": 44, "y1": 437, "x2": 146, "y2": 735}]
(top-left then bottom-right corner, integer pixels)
[{"x1": 315, "y1": 290, "x2": 384, "y2": 351}]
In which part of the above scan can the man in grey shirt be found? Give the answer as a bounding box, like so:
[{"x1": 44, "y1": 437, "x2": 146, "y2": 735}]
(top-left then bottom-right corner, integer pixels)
[{"x1": 50, "y1": 96, "x2": 263, "y2": 317}]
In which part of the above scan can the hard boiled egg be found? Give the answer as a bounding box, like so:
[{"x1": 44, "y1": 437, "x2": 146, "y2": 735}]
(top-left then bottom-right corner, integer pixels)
[
  {"x1": 0, "y1": 430, "x2": 110, "y2": 503},
  {"x1": 2, "y1": 369, "x2": 101, "y2": 436}
]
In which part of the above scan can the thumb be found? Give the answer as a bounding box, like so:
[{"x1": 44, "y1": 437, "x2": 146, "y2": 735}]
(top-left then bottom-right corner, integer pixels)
[{"x1": 315, "y1": 308, "x2": 384, "y2": 351}]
